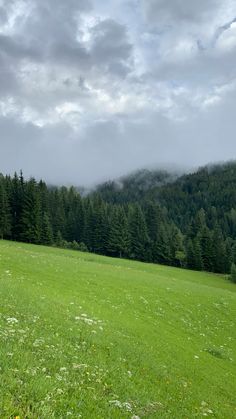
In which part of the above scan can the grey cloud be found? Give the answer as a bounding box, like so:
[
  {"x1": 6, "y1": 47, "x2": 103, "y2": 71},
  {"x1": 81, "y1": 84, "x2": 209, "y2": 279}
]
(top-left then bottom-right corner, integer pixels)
[
  {"x1": 90, "y1": 19, "x2": 133, "y2": 77},
  {"x1": 142, "y1": 0, "x2": 222, "y2": 25},
  {"x1": 1, "y1": 86, "x2": 236, "y2": 186},
  {"x1": 0, "y1": 6, "x2": 7, "y2": 24},
  {"x1": 0, "y1": 56, "x2": 18, "y2": 95},
  {"x1": 0, "y1": 34, "x2": 42, "y2": 62}
]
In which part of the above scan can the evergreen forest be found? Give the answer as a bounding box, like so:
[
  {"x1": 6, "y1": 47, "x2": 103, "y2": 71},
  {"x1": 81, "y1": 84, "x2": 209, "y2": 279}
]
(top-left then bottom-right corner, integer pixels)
[{"x1": 1, "y1": 162, "x2": 236, "y2": 275}]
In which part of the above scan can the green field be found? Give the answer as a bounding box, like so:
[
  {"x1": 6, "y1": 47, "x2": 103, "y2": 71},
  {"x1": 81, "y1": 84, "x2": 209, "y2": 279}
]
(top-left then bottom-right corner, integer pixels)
[{"x1": 0, "y1": 241, "x2": 236, "y2": 418}]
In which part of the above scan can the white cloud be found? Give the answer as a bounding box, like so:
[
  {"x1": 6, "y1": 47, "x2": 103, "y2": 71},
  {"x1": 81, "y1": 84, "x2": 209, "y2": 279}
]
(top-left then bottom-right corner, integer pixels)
[{"x1": 216, "y1": 21, "x2": 236, "y2": 51}]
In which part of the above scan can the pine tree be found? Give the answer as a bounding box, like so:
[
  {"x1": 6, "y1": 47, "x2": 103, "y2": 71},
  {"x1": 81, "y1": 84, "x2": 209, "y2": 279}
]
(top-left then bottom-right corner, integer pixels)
[
  {"x1": 128, "y1": 204, "x2": 149, "y2": 261},
  {"x1": 199, "y1": 227, "x2": 213, "y2": 272},
  {"x1": 211, "y1": 225, "x2": 227, "y2": 273},
  {"x1": 186, "y1": 237, "x2": 203, "y2": 271},
  {"x1": 74, "y1": 194, "x2": 85, "y2": 243},
  {"x1": 186, "y1": 239, "x2": 195, "y2": 269},
  {"x1": 50, "y1": 189, "x2": 66, "y2": 239},
  {"x1": 0, "y1": 181, "x2": 11, "y2": 239},
  {"x1": 144, "y1": 202, "x2": 162, "y2": 262},
  {"x1": 193, "y1": 237, "x2": 203, "y2": 271},
  {"x1": 170, "y1": 225, "x2": 185, "y2": 266},
  {"x1": 40, "y1": 213, "x2": 53, "y2": 245},
  {"x1": 10, "y1": 172, "x2": 24, "y2": 240},
  {"x1": 225, "y1": 237, "x2": 233, "y2": 273},
  {"x1": 21, "y1": 179, "x2": 41, "y2": 243},
  {"x1": 93, "y1": 199, "x2": 109, "y2": 255},
  {"x1": 108, "y1": 206, "x2": 130, "y2": 257},
  {"x1": 55, "y1": 230, "x2": 64, "y2": 247},
  {"x1": 153, "y1": 224, "x2": 171, "y2": 265},
  {"x1": 82, "y1": 199, "x2": 94, "y2": 250},
  {"x1": 230, "y1": 263, "x2": 236, "y2": 283}
]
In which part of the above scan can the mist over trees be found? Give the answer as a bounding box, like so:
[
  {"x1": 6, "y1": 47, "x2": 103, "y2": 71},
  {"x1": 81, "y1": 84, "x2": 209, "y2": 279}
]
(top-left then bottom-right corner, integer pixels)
[{"x1": 1, "y1": 162, "x2": 236, "y2": 275}]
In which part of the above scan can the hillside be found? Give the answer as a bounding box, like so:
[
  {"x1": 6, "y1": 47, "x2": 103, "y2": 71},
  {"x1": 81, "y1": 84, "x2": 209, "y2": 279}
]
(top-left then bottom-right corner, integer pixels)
[
  {"x1": 0, "y1": 240, "x2": 235, "y2": 418},
  {"x1": 95, "y1": 162, "x2": 236, "y2": 226},
  {"x1": 94, "y1": 169, "x2": 179, "y2": 204}
]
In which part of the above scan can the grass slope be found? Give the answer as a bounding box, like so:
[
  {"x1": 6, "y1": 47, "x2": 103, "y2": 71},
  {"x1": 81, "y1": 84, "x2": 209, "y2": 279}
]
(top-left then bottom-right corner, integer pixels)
[{"x1": 0, "y1": 240, "x2": 236, "y2": 419}]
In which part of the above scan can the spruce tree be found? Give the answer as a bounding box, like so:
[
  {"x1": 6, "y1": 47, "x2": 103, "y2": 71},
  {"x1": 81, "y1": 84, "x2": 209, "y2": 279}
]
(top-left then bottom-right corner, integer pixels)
[
  {"x1": 230, "y1": 263, "x2": 236, "y2": 283},
  {"x1": 93, "y1": 199, "x2": 109, "y2": 255},
  {"x1": 0, "y1": 181, "x2": 11, "y2": 239},
  {"x1": 192, "y1": 237, "x2": 203, "y2": 271},
  {"x1": 199, "y1": 227, "x2": 213, "y2": 272},
  {"x1": 128, "y1": 204, "x2": 149, "y2": 261},
  {"x1": 55, "y1": 231, "x2": 64, "y2": 247},
  {"x1": 186, "y1": 239, "x2": 195, "y2": 269},
  {"x1": 40, "y1": 213, "x2": 53, "y2": 245},
  {"x1": 211, "y1": 225, "x2": 227, "y2": 273},
  {"x1": 153, "y1": 224, "x2": 171, "y2": 265},
  {"x1": 21, "y1": 179, "x2": 41, "y2": 243},
  {"x1": 108, "y1": 206, "x2": 130, "y2": 258},
  {"x1": 10, "y1": 172, "x2": 24, "y2": 240}
]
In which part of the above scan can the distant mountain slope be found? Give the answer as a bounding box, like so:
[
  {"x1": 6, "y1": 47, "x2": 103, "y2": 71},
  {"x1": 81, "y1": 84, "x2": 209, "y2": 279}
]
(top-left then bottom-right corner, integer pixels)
[
  {"x1": 94, "y1": 161, "x2": 236, "y2": 236},
  {"x1": 157, "y1": 162, "x2": 236, "y2": 232},
  {"x1": 93, "y1": 168, "x2": 180, "y2": 204}
]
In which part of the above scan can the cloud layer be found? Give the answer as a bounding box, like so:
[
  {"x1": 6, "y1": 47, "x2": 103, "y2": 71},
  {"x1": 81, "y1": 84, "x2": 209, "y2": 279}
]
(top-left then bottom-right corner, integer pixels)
[{"x1": 0, "y1": 0, "x2": 236, "y2": 185}]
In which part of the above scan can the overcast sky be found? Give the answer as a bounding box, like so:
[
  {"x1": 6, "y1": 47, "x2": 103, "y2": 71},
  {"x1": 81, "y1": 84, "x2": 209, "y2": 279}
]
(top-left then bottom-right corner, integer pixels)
[{"x1": 0, "y1": 0, "x2": 236, "y2": 185}]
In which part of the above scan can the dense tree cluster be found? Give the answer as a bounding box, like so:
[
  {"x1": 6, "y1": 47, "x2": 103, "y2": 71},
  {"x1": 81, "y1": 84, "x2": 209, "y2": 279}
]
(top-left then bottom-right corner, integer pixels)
[{"x1": 1, "y1": 163, "x2": 236, "y2": 276}]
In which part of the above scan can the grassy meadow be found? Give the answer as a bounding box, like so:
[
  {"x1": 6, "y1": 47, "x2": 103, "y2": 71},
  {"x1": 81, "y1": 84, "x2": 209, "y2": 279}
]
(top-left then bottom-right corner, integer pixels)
[{"x1": 0, "y1": 240, "x2": 236, "y2": 418}]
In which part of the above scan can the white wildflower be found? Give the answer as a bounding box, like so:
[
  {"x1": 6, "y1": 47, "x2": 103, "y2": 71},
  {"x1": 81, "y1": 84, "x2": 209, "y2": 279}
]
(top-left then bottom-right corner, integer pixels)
[
  {"x1": 123, "y1": 402, "x2": 132, "y2": 412},
  {"x1": 6, "y1": 317, "x2": 18, "y2": 324},
  {"x1": 57, "y1": 388, "x2": 64, "y2": 395}
]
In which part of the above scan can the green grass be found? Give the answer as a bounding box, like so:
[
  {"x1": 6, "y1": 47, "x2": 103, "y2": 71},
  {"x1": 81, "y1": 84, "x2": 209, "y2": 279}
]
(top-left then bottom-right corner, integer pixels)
[{"x1": 0, "y1": 240, "x2": 236, "y2": 419}]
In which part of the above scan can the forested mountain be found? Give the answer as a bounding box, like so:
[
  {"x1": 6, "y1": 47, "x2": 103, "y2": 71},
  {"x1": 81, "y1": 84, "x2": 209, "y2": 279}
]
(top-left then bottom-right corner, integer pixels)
[
  {"x1": 1, "y1": 162, "x2": 236, "y2": 275},
  {"x1": 94, "y1": 169, "x2": 179, "y2": 204}
]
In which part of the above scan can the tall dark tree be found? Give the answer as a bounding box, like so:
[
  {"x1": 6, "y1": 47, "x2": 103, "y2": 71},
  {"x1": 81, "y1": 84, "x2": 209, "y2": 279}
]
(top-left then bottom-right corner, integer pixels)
[
  {"x1": 10, "y1": 172, "x2": 25, "y2": 240},
  {"x1": 108, "y1": 206, "x2": 130, "y2": 258},
  {"x1": 128, "y1": 204, "x2": 149, "y2": 261},
  {"x1": 211, "y1": 225, "x2": 227, "y2": 273},
  {"x1": 0, "y1": 180, "x2": 11, "y2": 239},
  {"x1": 40, "y1": 213, "x2": 53, "y2": 245},
  {"x1": 199, "y1": 227, "x2": 213, "y2": 272},
  {"x1": 20, "y1": 179, "x2": 41, "y2": 243},
  {"x1": 186, "y1": 237, "x2": 203, "y2": 271}
]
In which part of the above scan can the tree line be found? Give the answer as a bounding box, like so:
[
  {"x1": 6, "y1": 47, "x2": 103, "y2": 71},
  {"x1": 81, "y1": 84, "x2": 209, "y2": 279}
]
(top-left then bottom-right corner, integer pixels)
[{"x1": 1, "y1": 168, "x2": 236, "y2": 275}]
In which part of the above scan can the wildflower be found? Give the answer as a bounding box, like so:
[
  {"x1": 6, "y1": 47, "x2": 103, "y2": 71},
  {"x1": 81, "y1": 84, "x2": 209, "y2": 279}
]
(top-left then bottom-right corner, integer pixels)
[
  {"x1": 57, "y1": 389, "x2": 64, "y2": 395},
  {"x1": 123, "y1": 402, "x2": 132, "y2": 412},
  {"x1": 7, "y1": 317, "x2": 18, "y2": 324}
]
